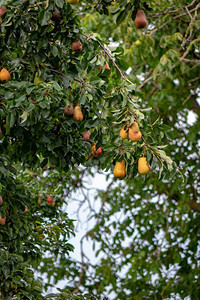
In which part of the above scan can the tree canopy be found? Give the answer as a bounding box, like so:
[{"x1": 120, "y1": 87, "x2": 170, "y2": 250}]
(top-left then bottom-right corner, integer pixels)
[{"x1": 0, "y1": 0, "x2": 200, "y2": 299}]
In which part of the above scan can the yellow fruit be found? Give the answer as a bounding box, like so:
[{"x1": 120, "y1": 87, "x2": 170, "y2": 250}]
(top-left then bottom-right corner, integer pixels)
[
  {"x1": 128, "y1": 121, "x2": 142, "y2": 141},
  {"x1": 120, "y1": 123, "x2": 129, "y2": 139},
  {"x1": 138, "y1": 157, "x2": 150, "y2": 175},
  {"x1": 129, "y1": 129, "x2": 142, "y2": 141},
  {"x1": 113, "y1": 160, "x2": 126, "y2": 178},
  {"x1": 0, "y1": 68, "x2": 11, "y2": 82},
  {"x1": 73, "y1": 106, "x2": 83, "y2": 122},
  {"x1": 67, "y1": 0, "x2": 79, "y2": 3}
]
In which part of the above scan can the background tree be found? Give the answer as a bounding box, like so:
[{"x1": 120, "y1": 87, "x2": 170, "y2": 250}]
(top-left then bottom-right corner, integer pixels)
[{"x1": 0, "y1": 0, "x2": 199, "y2": 299}]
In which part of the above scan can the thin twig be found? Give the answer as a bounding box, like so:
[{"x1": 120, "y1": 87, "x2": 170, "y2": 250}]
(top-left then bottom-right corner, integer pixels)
[{"x1": 95, "y1": 40, "x2": 126, "y2": 81}]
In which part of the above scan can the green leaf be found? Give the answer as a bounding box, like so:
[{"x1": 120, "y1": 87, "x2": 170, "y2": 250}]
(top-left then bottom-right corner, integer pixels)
[{"x1": 20, "y1": 110, "x2": 28, "y2": 124}]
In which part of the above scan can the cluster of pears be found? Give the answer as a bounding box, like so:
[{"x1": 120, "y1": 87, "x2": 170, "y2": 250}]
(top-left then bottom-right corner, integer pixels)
[
  {"x1": 113, "y1": 121, "x2": 150, "y2": 178},
  {"x1": 64, "y1": 104, "x2": 102, "y2": 157},
  {"x1": 134, "y1": 10, "x2": 148, "y2": 29},
  {"x1": 0, "y1": 68, "x2": 11, "y2": 82},
  {"x1": 64, "y1": 103, "x2": 83, "y2": 122},
  {"x1": 120, "y1": 121, "x2": 142, "y2": 141}
]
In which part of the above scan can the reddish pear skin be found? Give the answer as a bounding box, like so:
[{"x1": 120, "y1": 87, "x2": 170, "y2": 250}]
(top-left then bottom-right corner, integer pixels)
[
  {"x1": 100, "y1": 62, "x2": 110, "y2": 71},
  {"x1": 83, "y1": 131, "x2": 91, "y2": 141},
  {"x1": 96, "y1": 147, "x2": 102, "y2": 156},
  {"x1": 24, "y1": 206, "x2": 29, "y2": 212},
  {"x1": 46, "y1": 195, "x2": 55, "y2": 206},
  {"x1": 0, "y1": 215, "x2": 6, "y2": 225},
  {"x1": 51, "y1": 11, "x2": 61, "y2": 22},
  {"x1": 71, "y1": 40, "x2": 82, "y2": 52},
  {"x1": 0, "y1": 6, "x2": 6, "y2": 17},
  {"x1": 64, "y1": 103, "x2": 74, "y2": 115},
  {"x1": 135, "y1": 10, "x2": 148, "y2": 29}
]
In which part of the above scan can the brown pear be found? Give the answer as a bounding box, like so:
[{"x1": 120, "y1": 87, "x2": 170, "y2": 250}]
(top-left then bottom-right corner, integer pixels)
[
  {"x1": 0, "y1": 6, "x2": 6, "y2": 17},
  {"x1": 71, "y1": 40, "x2": 82, "y2": 52},
  {"x1": 113, "y1": 160, "x2": 126, "y2": 178},
  {"x1": 73, "y1": 106, "x2": 83, "y2": 122},
  {"x1": 0, "y1": 215, "x2": 6, "y2": 225},
  {"x1": 64, "y1": 103, "x2": 74, "y2": 115},
  {"x1": 0, "y1": 68, "x2": 11, "y2": 82},
  {"x1": 128, "y1": 122, "x2": 142, "y2": 142},
  {"x1": 138, "y1": 156, "x2": 150, "y2": 174},
  {"x1": 83, "y1": 130, "x2": 91, "y2": 141},
  {"x1": 52, "y1": 11, "x2": 61, "y2": 22},
  {"x1": 135, "y1": 10, "x2": 148, "y2": 29}
]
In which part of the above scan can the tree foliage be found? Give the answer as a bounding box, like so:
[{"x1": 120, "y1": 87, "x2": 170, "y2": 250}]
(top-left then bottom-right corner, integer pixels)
[{"x1": 0, "y1": 0, "x2": 200, "y2": 299}]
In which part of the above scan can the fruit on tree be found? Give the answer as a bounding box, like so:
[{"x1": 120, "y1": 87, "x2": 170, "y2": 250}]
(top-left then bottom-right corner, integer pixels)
[
  {"x1": 138, "y1": 156, "x2": 150, "y2": 174},
  {"x1": 67, "y1": 0, "x2": 79, "y2": 3},
  {"x1": 0, "y1": 196, "x2": 3, "y2": 205},
  {"x1": 24, "y1": 206, "x2": 29, "y2": 212},
  {"x1": 71, "y1": 40, "x2": 82, "y2": 52},
  {"x1": 0, "y1": 68, "x2": 11, "y2": 82},
  {"x1": 113, "y1": 160, "x2": 126, "y2": 178},
  {"x1": 0, "y1": 215, "x2": 6, "y2": 225},
  {"x1": 51, "y1": 11, "x2": 61, "y2": 22},
  {"x1": 100, "y1": 62, "x2": 110, "y2": 71},
  {"x1": 0, "y1": 6, "x2": 6, "y2": 16},
  {"x1": 128, "y1": 122, "x2": 142, "y2": 142},
  {"x1": 120, "y1": 122, "x2": 129, "y2": 139},
  {"x1": 46, "y1": 195, "x2": 55, "y2": 206},
  {"x1": 64, "y1": 103, "x2": 74, "y2": 115},
  {"x1": 91, "y1": 143, "x2": 102, "y2": 157},
  {"x1": 134, "y1": 10, "x2": 148, "y2": 29},
  {"x1": 92, "y1": 143, "x2": 97, "y2": 156},
  {"x1": 83, "y1": 130, "x2": 91, "y2": 141},
  {"x1": 73, "y1": 106, "x2": 83, "y2": 122},
  {"x1": 38, "y1": 197, "x2": 42, "y2": 205},
  {"x1": 94, "y1": 147, "x2": 102, "y2": 157}
]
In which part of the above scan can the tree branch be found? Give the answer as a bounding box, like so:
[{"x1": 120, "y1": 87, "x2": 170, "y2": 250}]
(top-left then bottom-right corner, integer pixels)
[{"x1": 95, "y1": 40, "x2": 126, "y2": 81}]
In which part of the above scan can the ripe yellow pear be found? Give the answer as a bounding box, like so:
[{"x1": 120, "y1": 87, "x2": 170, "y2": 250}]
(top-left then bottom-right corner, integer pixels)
[
  {"x1": 120, "y1": 123, "x2": 129, "y2": 139},
  {"x1": 128, "y1": 122, "x2": 142, "y2": 142},
  {"x1": 73, "y1": 106, "x2": 83, "y2": 122},
  {"x1": 138, "y1": 157, "x2": 150, "y2": 175},
  {"x1": 0, "y1": 68, "x2": 11, "y2": 82},
  {"x1": 113, "y1": 160, "x2": 126, "y2": 178}
]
